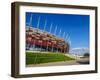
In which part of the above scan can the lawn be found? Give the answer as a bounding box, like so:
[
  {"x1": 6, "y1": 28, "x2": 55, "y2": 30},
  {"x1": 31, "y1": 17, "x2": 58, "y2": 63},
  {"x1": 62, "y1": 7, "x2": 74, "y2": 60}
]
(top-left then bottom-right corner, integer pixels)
[{"x1": 26, "y1": 52, "x2": 75, "y2": 65}]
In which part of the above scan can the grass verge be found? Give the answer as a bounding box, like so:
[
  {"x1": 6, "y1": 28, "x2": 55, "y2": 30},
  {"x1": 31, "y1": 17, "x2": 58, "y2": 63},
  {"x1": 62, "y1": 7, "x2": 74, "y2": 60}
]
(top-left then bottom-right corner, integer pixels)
[{"x1": 26, "y1": 52, "x2": 75, "y2": 65}]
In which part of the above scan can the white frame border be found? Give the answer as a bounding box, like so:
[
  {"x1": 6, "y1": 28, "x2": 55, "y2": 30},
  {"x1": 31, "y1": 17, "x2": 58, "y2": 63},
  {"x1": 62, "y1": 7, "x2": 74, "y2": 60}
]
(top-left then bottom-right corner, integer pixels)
[{"x1": 19, "y1": 5, "x2": 96, "y2": 75}]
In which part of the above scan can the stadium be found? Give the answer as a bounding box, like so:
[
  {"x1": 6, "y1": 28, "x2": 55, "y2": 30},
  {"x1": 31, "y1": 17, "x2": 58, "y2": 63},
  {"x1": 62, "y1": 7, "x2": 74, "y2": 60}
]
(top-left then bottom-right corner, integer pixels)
[
  {"x1": 25, "y1": 13, "x2": 71, "y2": 54},
  {"x1": 25, "y1": 13, "x2": 90, "y2": 66},
  {"x1": 26, "y1": 26, "x2": 70, "y2": 53}
]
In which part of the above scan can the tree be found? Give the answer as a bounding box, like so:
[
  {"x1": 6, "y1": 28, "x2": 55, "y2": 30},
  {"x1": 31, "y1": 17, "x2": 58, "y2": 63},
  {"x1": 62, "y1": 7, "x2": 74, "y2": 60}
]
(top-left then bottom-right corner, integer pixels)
[{"x1": 84, "y1": 53, "x2": 89, "y2": 57}]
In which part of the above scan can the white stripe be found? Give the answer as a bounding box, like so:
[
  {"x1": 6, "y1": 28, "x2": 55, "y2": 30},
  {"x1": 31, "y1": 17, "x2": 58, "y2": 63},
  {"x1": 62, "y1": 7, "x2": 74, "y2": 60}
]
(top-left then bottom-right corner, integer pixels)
[
  {"x1": 65, "y1": 34, "x2": 68, "y2": 41},
  {"x1": 43, "y1": 20, "x2": 47, "y2": 31},
  {"x1": 54, "y1": 25, "x2": 57, "y2": 35},
  {"x1": 37, "y1": 16, "x2": 40, "y2": 29},
  {"x1": 59, "y1": 29, "x2": 61, "y2": 37},
  {"x1": 29, "y1": 14, "x2": 33, "y2": 27},
  {"x1": 63, "y1": 32, "x2": 65, "y2": 38},
  {"x1": 49, "y1": 23, "x2": 53, "y2": 33}
]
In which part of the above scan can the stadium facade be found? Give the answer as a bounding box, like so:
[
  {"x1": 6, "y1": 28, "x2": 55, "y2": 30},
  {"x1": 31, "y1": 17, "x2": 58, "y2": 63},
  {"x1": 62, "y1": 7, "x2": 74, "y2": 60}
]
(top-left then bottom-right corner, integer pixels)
[{"x1": 26, "y1": 27, "x2": 70, "y2": 53}]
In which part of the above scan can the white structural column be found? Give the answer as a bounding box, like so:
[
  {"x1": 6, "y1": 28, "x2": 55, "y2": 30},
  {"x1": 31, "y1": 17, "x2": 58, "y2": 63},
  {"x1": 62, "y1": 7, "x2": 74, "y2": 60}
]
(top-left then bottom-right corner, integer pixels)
[
  {"x1": 29, "y1": 14, "x2": 33, "y2": 28},
  {"x1": 63, "y1": 32, "x2": 65, "y2": 39},
  {"x1": 52, "y1": 25, "x2": 57, "y2": 52},
  {"x1": 49, "y1": 23, "x2": 53, "y2": 33},
  {"x1": 59, "y1": 29, "x2": 62, "y2": 38},
  {"x1": 28, "y1": 14, "x2": 33, "y2": 50},
  {"x1": 46, "y1": 23, "x2": 53, "y2": 51},
  {"x1": 54, "y1": 25, "x2": 57, "y2": 35},
  {"x1": 43, "y1": 20, "x2": 47, "y2": 32},
  {"x1": 34, "y1": 16, "x2": 41, "y2": 64},
  {"x1": 57, "y1": 29, "x2": 62, "y2": 52},
  {"x1": 37, "y1": 16, "x2": 40, "y2": 29},
  {"x1": 41, "y1": 20, "x2": 47, "y2": 51}
]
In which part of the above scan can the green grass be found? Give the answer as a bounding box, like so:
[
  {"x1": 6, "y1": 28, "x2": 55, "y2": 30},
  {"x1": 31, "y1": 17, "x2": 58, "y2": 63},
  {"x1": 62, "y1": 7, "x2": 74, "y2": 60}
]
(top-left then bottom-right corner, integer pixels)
[{"x1": 26, "y1": 52, "x2": 75, "y2": 65}]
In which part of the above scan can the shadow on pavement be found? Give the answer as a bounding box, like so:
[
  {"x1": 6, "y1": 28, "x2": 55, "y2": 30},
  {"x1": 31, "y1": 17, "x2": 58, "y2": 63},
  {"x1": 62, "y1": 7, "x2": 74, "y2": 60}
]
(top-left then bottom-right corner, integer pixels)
[{"x1": 77, "y1": 61, "x2": 89, "y2": 64}]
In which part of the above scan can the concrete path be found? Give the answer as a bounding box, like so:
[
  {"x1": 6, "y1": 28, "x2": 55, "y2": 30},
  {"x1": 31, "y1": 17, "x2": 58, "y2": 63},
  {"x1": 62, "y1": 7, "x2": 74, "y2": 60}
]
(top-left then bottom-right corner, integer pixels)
[{"x1": 26, "y1": 60, "x2": 80, "y2": 67}]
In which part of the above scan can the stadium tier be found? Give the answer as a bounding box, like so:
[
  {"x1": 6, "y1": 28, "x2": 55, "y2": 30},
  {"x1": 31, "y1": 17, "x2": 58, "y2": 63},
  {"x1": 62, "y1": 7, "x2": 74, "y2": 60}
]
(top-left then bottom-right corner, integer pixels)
[{"x1": 26, "y1": 27, "x2": 70, "y2": 53}]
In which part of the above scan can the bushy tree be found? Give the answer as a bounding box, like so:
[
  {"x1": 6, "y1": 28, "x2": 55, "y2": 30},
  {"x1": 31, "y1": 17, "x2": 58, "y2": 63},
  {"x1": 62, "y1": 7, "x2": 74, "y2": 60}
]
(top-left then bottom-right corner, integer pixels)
[{"x1": 84, "y1": 53, "x2": 89, "y2": 57}]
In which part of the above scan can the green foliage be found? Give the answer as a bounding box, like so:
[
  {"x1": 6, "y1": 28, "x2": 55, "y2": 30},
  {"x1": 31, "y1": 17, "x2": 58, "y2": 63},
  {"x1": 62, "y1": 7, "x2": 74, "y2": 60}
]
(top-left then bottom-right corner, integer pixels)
[
  {"x1": 26, "y1": 52, "x2": 74, "y2": 65},
  {"x1": 84, "y1": 53, "x2": 89, "y2": 57}
]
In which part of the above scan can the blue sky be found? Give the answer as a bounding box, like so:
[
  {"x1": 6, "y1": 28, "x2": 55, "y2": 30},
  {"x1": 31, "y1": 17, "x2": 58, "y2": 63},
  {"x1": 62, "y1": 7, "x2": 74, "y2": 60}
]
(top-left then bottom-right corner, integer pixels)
[{"x1": 26, "y1": 12, "x2": 90, "y2": 49}]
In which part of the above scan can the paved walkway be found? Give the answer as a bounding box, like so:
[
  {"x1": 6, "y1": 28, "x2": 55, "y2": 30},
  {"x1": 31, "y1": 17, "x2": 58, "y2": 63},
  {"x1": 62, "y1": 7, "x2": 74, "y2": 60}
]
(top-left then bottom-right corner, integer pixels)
[
  {"x1": 26, "y1": 60, "x2": 80, "y2": 67},
  {"x1": 26, "y1": 58, "x2": 89, "y2": 67}
]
